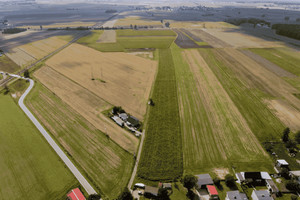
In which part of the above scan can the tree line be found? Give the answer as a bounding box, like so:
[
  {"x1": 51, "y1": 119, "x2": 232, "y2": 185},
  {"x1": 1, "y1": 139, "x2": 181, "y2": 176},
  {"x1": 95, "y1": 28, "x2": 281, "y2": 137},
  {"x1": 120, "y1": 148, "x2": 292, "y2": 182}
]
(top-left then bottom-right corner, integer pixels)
[{"x1": 272, "y1": 24, "x2": 300, "y2": 40}]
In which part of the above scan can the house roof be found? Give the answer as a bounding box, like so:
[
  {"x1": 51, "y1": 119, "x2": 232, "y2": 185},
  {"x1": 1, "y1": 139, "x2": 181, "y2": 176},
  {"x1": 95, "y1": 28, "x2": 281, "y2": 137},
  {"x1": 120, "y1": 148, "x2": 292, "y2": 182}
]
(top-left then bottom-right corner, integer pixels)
[
  {"x1": 127, "y1": 115, "x2": 139, "y2": 126},
  {"x1": 163, "y1": 183, "x2": 172, "y2": 189},
  {"x1": 145, "y1": 186, "x2": 159, "y2": 196},
  {"x1": 207, "y1": 185, "x2": 218, "y2": 195},
  {"x1": 112, "y1": 116, "x2": 123, "y2": 126},
  {"x1": 261, "y1": 172, "x2": 272, "y2": 180},
  {"x1": 227, "y1": 191, "x2": 248, "y2": 200},
  {"x1": 290, "y1": 171, "x2": 300, "y2": 177},
  {"x1": 244, "y1": 172, "x2": 262, "y2": 179},
  {"x1": 119, "y1": 113, "x2": 128, "y2": 120},
  {"x1": 252, "y1": 190, "x2": 273, "y2": 200},
  {"x1": 196, "y1": 174, "x2": 213, "y2": 187},
  {"x1": 67, "y1": 188, "x2": 86, "y2": 200},
  {"x1": 236, "y1": 172, "x2": 245, "y2": 182},
  {"x1": 277, "y1": 159, "x2": 289, "y2": 166},
  {"x1": 266, "y1": 179, "x2": 279, "y2": 193}
]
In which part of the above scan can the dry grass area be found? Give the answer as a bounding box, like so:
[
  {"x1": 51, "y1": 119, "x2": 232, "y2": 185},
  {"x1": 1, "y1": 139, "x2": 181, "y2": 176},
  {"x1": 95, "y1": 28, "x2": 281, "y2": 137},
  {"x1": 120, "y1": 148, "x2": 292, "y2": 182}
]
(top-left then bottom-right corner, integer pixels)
[
  {"x1": 173, "y1": 45, "x2": 270, "y2": 173},
  {"x1": 115, "y1": 16, "x2": 162, "y2": 27},
  {"x1": 97, "y1": 30, "x2": 116, "y2": 43},
  {"x1": 34, "y1": 66, "x2": 138, "y2": 153},
  {"x1": 217, "y1": 48, "x2": 300, "y2": 131},
  {"x1": 213, "y1": 168, "x2": 230, "y2": 179},
  {"x1": 203, "y1": 28, "x2": 283, "y2": 48},
  {"x1": 170, "y1": 21, "x2": 236, "y2": 29},
  {"x1": 45, "y1": 43, "x2": 157, "y2": 120},
  {"x1": 6, "y1": 36, "x2": 68, "y2": 66}
]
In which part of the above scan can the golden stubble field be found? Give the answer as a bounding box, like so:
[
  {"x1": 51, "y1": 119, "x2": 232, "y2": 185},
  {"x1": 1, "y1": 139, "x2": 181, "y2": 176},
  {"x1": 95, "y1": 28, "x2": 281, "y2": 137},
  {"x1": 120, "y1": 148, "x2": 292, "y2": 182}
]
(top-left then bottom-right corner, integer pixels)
[
  {"x1": 6, "y1": 36, "x2": 68, "y2": 66},
  {"x1": 35, "y1": 66, "x2": 139, "y2": 153},
  {"x1": 45, "y1": 43, "x2": 157, "y2": 120}
]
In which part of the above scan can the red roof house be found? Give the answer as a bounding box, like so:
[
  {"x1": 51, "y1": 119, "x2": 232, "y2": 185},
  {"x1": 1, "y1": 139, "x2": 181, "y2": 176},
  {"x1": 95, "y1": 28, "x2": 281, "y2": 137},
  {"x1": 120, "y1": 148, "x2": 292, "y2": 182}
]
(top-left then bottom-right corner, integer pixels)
[
  {"x1": 67, "y1": 188, "x2": 86, "y2": 200},
  {"x1": 207, "y1": 185, "x2": 219, "y2": 198}
]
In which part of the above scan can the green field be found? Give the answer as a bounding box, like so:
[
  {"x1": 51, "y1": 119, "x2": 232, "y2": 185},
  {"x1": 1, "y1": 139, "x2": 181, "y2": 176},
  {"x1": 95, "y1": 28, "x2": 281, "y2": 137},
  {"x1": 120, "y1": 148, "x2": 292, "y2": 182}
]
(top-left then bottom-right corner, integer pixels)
[
  {"x1": 0, "y1": 93, "x2": 78, "y2": 200},
  {"x1": 0, "y1": 54, "x2": 20, "y2": 72},
  {"x1": 116, "y1": 29, "x2": 176, "y2": 37},
  {"x1": 25, "y1": 82, "x2": 134, "y2": 199},
  {"x1": 249, "y1": 48, "x2": 300, "y2": 76},
  {"x1": 77, "y1": 30, "x2": 176, "y2": 52},
  {"x1": 199, "y1": 48, "x2": 285, "y2": 143},
  {"x1": 137, "y1": 48, "x2": 182, "y2": 181},
  {"x1": 171, "y1": 44, "x2": 272, "y2": 174}
]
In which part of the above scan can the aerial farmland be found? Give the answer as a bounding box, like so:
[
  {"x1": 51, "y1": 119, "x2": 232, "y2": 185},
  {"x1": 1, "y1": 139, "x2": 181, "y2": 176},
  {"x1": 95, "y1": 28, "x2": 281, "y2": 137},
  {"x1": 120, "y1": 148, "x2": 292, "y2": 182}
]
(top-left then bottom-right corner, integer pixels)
[{"x1": 1, "y1": 0, "x2": 300, "y2": 200}]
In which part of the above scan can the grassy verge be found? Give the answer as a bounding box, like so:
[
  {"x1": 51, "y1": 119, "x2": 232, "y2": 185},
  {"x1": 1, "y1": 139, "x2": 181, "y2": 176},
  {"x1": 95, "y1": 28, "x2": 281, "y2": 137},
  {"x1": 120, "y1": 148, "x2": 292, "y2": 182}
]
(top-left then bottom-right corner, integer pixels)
[
  {"x1": 0, "y1": 54, "x2": 20, "y2": 73},
  {"x1": 0, "y1": 93, "x2": 78, "y2": 200},
  {"x1": 25, "y1": 82, "x2": 134, "y2": 199},
  {"x1": 199, "y1": 48, "x2": 285, "y2": 142},
  {"x1": 137, "y1": 48, "x2": 182, "y2": 181}
]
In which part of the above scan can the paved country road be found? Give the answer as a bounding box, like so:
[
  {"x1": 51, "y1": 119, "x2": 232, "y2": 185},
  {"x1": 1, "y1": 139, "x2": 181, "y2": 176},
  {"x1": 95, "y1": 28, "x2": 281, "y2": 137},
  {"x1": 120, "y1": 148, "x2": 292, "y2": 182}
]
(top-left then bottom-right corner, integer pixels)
[{"x1": 2, "y1": 72, "x2": 97, "y2": 195}]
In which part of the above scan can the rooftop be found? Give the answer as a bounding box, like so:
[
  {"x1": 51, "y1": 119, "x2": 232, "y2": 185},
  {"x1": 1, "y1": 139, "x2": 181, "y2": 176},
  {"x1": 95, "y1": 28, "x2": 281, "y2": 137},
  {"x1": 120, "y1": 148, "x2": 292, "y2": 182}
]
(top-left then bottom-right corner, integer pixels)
[
  {"x1": 207, "y1": 185, "x2": 218, "y2": 196},
  {"x1": 252, "y1": 190, "x2": 273, "y2": 200},
  {"x1": 196, "y1": 174, "x2": 213, "y2": 187},
  {"x1": 67, "y1": 188, "x2": 86, "y2": 200},
  {"x1": 277, "y1": 159, "x2": 289, "y2": 165},
  {"x1": 227, "y1": 190, "x2": 248, "y2": 200}
]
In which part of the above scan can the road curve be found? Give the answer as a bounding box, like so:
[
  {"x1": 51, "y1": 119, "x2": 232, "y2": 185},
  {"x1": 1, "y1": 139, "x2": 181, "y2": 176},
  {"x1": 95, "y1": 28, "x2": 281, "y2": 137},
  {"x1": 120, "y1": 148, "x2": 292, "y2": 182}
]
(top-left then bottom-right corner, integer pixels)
[{"x1": 17, "y1": 76, "x2": 97, "y2": 195}]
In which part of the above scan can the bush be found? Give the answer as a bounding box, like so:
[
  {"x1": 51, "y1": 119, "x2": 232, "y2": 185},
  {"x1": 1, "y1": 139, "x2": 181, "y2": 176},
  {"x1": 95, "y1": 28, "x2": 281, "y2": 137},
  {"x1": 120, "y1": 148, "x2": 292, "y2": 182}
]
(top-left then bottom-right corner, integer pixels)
[
  {"x1": 88, "y1": 194, "x2": 101, "y2": 200},
  {"x1": 117, "y1": 187, "x2": 133, "y2": 200},
  {"x1": 286, "y1": 180, "x2": 300, "y2": 192},
  {"x1": 295, "y1": 131, "x2": 300, "y2": 144},
  {"x1": 183, "y1": 174, "x2": 197, "y2": 190},
  {"x1": 291, "y1": 194, "x2": 298, "y2": 200},
  {"x1": 213, "y1": 177, "x2": 221, "y2": 186},
  {"x1": 225, "y1": 174, "x2": 235, "y2": 187},
  {"x1": 280, "y1": 168, "x2": 290, "y2": 179},
  {"x1": 282, "y1": 127, "x2": 290, "y2": 143}
]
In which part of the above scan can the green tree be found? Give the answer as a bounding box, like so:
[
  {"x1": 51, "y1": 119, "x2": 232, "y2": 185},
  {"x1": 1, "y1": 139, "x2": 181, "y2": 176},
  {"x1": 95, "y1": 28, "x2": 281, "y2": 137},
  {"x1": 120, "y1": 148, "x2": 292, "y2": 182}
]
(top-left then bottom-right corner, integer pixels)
[
  {"x1": 295, "y1": 131, "x2": 300, "y2": 144},
  {"x1": 88, "y1": 194, "x2": 101, "y2": 200},
  {"x1": 225, "y1": 174, "x2": 235, "y2": 187},
  {"x1": 291, "y1": 194, "x2": 298, "y2": 200},
  {"x1": 24, "y1": 69, "x2": 30, "y2": 78},
  {"x1": 213, "y1": 177, "x2": 221, "y2": 186},
  {"x1": 282, "y1": 128, "x2": 290, "y2": 143},
  {"x1": 4, "y1": 84, "x2": 9, "y2": 95},
  {"x1": 280, "y1": 168, "x2": 290, "y2": 179},
  {"x1": 158, "y1": 187, "x2": 170, "y2": 200},
  {"x1": 286, "y1": 180, "x2": 300, "y2": 192},
  {"x1": 286, "y1": 140, "x2": 297, "y2": 149},
  {"x1": 117, "y1": 187, "x2": 133, "y2": 200},
  {"x1": 183, "y1": 174, "x2": 197, "y2": 190}
]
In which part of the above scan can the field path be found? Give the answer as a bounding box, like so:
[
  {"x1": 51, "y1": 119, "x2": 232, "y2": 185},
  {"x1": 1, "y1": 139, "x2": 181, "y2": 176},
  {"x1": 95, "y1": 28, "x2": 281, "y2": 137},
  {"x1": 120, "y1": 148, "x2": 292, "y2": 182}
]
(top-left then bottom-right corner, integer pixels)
[{"x1": 6, "y1": 73, "x2": 97, "y2": 195}]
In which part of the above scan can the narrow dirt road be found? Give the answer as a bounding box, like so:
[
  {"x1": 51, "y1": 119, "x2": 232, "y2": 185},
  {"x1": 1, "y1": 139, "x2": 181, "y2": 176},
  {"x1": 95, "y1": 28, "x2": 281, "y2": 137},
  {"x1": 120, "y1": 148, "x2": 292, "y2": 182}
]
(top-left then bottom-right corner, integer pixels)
[{"x1": 4, "y1": 73, "x2": 97, "y2": 195}]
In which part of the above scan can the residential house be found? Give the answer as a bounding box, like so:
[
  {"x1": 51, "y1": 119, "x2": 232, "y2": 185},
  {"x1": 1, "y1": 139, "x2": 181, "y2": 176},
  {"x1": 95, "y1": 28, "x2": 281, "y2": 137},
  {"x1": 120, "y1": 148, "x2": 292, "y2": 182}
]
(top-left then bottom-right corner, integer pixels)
[
  {"x1": 196, "y1": 174, "x2": 213, "y2": 189},
  {"x1": 67, "y1": 188, "x2": 86, "y2": 200},
  {"x1": 251, "y1": 190, "x2": 273, "y2": 200},
  {"x1": 144, "y1": 186, "x2": 159, "y2": 198},
  {"x1": 225, "y1": 191, "x2": 248, "y2": 200}
]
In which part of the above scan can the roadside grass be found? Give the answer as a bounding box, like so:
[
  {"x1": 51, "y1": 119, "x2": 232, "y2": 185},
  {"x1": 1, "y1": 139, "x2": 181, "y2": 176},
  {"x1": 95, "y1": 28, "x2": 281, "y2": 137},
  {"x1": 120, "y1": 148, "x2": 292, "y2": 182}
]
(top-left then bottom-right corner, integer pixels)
[
  {"x1": 9, "y1": 79, "x2": 29, "y2": 93},
  {"x1": 25, "y1": 82, "x2": 134, "y2": 199},
  {"x1": 0, "y1": 94, "x2": 78, "y2": 200},
  {"x1": 249, "y1": 48, "x2": 300, "y2": 76},
  {"x1": 199, "y1": 48, "x2": 285, "y2": 142},
  {"x1": 171, "y1": 44, "x2": 273, "y2": 174},
  {"x1": 77, "y1": 30, "x2": 176, "y2": 52},
  {"x1": 137, "y1": 48, "x2": 182, "y2": 181},
  {"x1": 116, "y1": 29, "x2": 176, "y2": 37},
  {"x1": 0, "y1": 54, "x2": 20, "y2": 72}
]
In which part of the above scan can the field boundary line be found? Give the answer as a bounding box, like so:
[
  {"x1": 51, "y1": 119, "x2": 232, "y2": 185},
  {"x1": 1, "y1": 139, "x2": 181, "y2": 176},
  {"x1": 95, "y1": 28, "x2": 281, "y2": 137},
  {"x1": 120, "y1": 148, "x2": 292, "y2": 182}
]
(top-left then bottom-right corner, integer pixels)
[{"x1": 2, "y1": 72, "x2": 98, "y2": 196}]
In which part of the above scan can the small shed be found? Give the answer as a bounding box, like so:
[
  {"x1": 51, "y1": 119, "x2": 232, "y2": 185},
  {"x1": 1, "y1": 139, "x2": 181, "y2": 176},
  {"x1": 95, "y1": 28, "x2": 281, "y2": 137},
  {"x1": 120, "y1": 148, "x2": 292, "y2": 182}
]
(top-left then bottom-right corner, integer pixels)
[
  {"x1": 196, "y1": 174, "x2": 213, "y2": 189},
  {"x1": 226, "y1": 191, "x2": 248, "y2": 200},
  {"x1": 207, "y1": 185, "x2": 219, "y2": 199},
  {"x1": 276, "y1": 160, "x2": 289, "y2": 168},
  {"x1": 67, "y1": 188, "x2": 86, "y2": 200},
  {"x1": 144, "y1": 186, "x2": 159, "y2": 198}
]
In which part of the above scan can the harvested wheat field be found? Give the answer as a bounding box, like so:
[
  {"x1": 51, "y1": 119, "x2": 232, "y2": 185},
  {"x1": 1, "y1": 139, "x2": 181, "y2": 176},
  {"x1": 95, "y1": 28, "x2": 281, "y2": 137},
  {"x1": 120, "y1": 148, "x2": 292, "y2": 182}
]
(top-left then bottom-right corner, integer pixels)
[
  {"x1": 6, "y1": 36, "x2": 68, "y2": 66},
  {"x1": 35, "y1": 66, "x2": 138, "y2": 153},
  {"x1": 170, "y1": 21, "x2": 236, "y2": 29},
  {"x1": 46, "y1": 43, "x2": 157, "y2": 120},
  {"x1": 174, "y1": 47, "x2": 270, "y2": 172},
  {"x1": 115, "y1": 16, "x2": 162, "y2": 27},
  {"x1": 97, "y1": 30, "x2": 116, "y2": 43}
]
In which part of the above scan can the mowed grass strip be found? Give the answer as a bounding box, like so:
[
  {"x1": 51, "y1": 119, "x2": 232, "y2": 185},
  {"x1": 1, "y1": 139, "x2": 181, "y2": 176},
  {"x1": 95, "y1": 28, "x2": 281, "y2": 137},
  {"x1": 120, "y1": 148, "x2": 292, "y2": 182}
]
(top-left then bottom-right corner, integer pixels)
[
  {"x1": 137, "y1": 49, "x2": 182, "y2": 181},
  {"x1": 0, "y1": 94, "x2": 78, "y2": 200},
  {"x1": 171, "y1": 44, "x2": 271, "y2": 173},
  {"x1": 77, "y1": 30, "x2": 176, "y2": 52},
  {"x1": 25, "y1": 83, "x2": 134, "y2": 199},
  {"x1": 0, "y1": 54, "x2": 20, "y2": 72},
  {"x1": 199, "y1": 48, "x2": 285, "y2": 142}
]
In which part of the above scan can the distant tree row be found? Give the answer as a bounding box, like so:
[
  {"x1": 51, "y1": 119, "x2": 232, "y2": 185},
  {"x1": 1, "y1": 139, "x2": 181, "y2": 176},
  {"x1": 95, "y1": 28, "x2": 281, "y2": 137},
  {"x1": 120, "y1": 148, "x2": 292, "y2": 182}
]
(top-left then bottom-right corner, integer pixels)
[
  {"x1": 2, "y1": 28, "x2": 26, "y2": 34},
  {"x1": 272, "y1": 24, "x2": 300, "y2": 41},
  {"x1": 225, "y1": 18, "x2": 270, "y2": 28}
]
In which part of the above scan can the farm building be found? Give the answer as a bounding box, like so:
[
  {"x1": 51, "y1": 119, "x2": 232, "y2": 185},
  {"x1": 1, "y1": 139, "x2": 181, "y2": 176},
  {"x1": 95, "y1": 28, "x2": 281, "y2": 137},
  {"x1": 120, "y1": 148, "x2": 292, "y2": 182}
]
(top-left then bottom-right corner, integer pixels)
[
  {"x1": 111, "y1": 116, "x2": 124, "y2": 127},
  {"x1": 251, "y1": 190, "x2": 273, "y2": 200},
  {"x1": 207, "y1": 185, "x2": 219, "y2": 199},
  {"x1": 126, "y1": 115, "x2": 140, "y2": 128},
  {"x1": 276, "y1": 160, "x2": 289, "y2": 168},
  {"x1": 225, "y1": 191, "x2": 248, "y2": 200},
  {"x1": 119, "y1": 113, "x2": 128, "y2": 121},
  {"x1": 67, "y1": 188, "x2": 86, "y2": 200},
  {"x1": 144, "y1": 186, "x2": 159, "y2": 198},
  {"x1": 196, "y1": 174, "x2": 213, "y2": 189},
  {"x1": 265, "y1": 179, "x2": 279, "y2": 194}
]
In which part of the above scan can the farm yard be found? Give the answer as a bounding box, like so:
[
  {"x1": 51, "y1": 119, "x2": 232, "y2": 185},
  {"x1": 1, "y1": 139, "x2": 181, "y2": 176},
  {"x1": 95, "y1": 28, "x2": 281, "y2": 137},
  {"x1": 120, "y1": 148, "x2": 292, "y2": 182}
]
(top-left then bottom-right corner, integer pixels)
[
  {"x1": 25, "y1": 83, "x2": 134, "y2": 199},
  {"x1": 0, "y1": 93, "x2": 78, "y2": 200}
]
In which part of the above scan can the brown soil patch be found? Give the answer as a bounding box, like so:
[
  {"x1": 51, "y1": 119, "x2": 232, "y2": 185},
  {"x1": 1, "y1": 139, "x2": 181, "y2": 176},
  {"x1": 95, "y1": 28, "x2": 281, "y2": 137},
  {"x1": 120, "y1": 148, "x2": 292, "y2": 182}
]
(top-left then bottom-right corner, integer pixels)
[
  {"x1": 35, "y1": 66, "x2": 138, "y2": 153},
  {"x1": 189, "y1": 29, "x2": 232, "y2": 48},
  {"x1": 45, "y1": 43, "x2": 157, "y2": 120},
  {"x1": 174, "y1": 29, "x2": 200, "y2": 48},
  {"x1": 213, "y1": 168, "x2": 230, "y2": 179},
  {"x1": 97, "y1": 30, "x2": 116, "y2": 43}
]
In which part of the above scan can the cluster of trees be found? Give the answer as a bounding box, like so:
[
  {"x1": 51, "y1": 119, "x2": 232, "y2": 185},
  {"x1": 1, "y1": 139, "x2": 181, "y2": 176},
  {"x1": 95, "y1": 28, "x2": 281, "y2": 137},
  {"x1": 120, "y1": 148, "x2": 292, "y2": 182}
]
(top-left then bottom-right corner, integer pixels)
[
  {"x1": 2, "y1": 28, "x2": 26, "y2": 34},
  {"x1": 282, "y1": 128, "x2": 300, "y2": 152},
  {"x1": 105, "y1": 9, "x2": 117, "y2": 13},
  {"x1": 112, "y1": 106, "x2": 125, "y2": 114},
  {"x1": 272, "y1": 24, "x2": 300, "y2": 41},
  {"x1": 225, "y1": 18, "x2": 270, "y2": 28}
]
